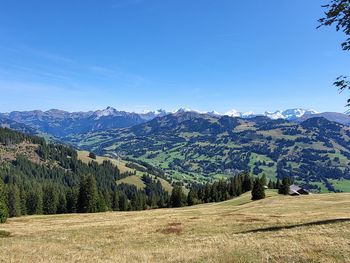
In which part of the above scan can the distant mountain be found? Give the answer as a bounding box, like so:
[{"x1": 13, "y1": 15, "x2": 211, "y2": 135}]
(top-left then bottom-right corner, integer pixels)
[
  {"x1": 0, "y1": 107, "x2": 149, "y2": 138},
  {"x1": 224, "y1": 108, "x2": 318, "y2": 120},
  {"x1": 0, "y1": 116, "x2": 39, "y2": 134},
  {"x1": 138, "y1": 109, "x2": 169, "y2": 121},
  {"x1": 264, "y1": 108, "x2": 318, "y2": 120},
  {"x1": 297, "y1": 112, "x2": 350, "y2": 126},
  {"x1": 75, "y1": 111, "x2": 350, "y2": 192},
  {"x1": 1, "y1": 107, "x2": 349, "y2": 142}
]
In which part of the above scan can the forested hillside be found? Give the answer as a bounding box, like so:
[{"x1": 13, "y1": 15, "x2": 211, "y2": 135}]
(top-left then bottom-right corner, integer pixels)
[
  {"x1": 0, "y1": 128, "x2": 172, "y2": 221},
  {"x1": 75, "y1": 112, "x2": 350, "y2": 192},
  {"x1": 0, "y1": 128, "x2": 257, "y2": 223}
]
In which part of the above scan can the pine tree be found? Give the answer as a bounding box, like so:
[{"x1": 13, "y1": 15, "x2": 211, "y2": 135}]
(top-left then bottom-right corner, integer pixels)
[
  {"x1": 204, "y1": 183, "x2": 211, "y2": 203},
  {"x1": 234, "y1": 175, "x2": 242, "y2": 196},
  {"x1": 56, "y1": 192, "x2": 67, "y2": 214},
  {"x1": 210, "y1": 182, "x2": 219, "y2": 202},
  {"x1": 119, "y1": 193, "x2": 129, "y2": 211},
  {"x1": 111, "y1": 190, "x2": 120, "y2": 211},
  {"x1": 77, "y1": 175, "x2": 98, "y2": 213},
  {"x1": 19, "y1": 186, "x2": 27, "y2": 216},
  {"x1": 7, "y1": 184, "x2": 21, "y2": 217},
  {"x1": 66, "y1": 189, "x2": 78, "y2": 213},
  {"x1": 242, "y1": 172, "x2": 253, "y2": 192},
  {"x1": 170, "y1": 186, "x2": 186, "y2": 207},
  {"x1": 26, "y1": 189, "x2": 43, "y2": 215},
  {"x1": 96, "y1": 192, "x2": 108, "y2": 212},
  {"x1": 43, "y1": 185, "x2": 58, "y2": 215},
  {"x1": 278, "y1": 177, "x2": 291, "y2": 195},
  {"x1": 251, "y1": 178, "x2": 265, "y2": 201},
  {"x1": 0, "y1": 180, "x2": 8, "y2": 223},
  {"x1": 187, "y1": 189, "x2": 198, "y2": 206},
  {"x1": 229, "y1": 178, "x2": 237, "y2": 197}
]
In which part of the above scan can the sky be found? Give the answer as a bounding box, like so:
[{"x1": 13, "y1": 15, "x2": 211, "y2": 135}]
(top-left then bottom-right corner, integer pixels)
[{"x1": 0, "y1": 0, "x2": 349, "y2": 114}]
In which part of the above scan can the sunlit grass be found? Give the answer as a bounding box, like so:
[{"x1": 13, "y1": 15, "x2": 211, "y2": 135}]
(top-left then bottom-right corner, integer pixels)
[{"x1": 1, "y1": 191, "x2": 349, "y2": 262}]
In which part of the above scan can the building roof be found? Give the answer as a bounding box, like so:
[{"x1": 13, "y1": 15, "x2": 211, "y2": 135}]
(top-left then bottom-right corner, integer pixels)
[{"x1": 289, "y1": 184, "x2": 309, "y2": 195}]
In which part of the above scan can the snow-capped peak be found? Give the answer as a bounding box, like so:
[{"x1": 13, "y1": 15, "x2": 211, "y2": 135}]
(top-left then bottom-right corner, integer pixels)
[
  {"x1": 264, "y1": 108, "x2": 318, "y2": 120},
  {"x1": 175, "y1": 107, "x2": 197, "y2": 113},
  {"x1": 207, "y1": 110, "x2": 221, "y2": 116},
  {"x1": 264, "y1": 110, "x2": 284, "y2": 120},
  {"x1": 94, "y1": 106, "x2": 118, "y2": 119},
  {"x1": 242, "y1": 111, "x2": 256, "y2": 118},
  {"x1": 139, "y1": 109, "x2": 169, "y2": 121},
  {"x1": 224, "y1": 109, "x2": 242, "y2": 117}
]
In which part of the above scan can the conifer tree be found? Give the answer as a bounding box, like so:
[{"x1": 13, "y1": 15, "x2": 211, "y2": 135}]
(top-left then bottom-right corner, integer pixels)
[
  {"x1": 119, "y1": 193, "x2": 129, "y2": 211},
  {"x1": 43, "y1": 185, "x2": 58, "y2": 215},
  {"x1": 56, "y1": 192, "x2": 67, "y2": 214},
  {"x1": 26, "y1": 189, "x2": 43, "y2": 215},
  {"x1": 187, "y1": 189, "x2": 198, "y2": 206},
  {"x1": 278, "y1": 177, "x2": 291, "y2": 195},
  {"x1": 242, "y1": 172, "x2": 252, "y2": 192},
  {"x1": 251, "y1": 178, "x2": 265, "y2": 201},
  {"x1": 7, "y1": 184, "x2": 21, "y2": 217},
  {"x1": 204, "y1": 183, "x2": 211, "y2": 202},
  {"x1": 229, "y1": 178, "x2": 237, "y2": 197},
  {"x1": 210, "y1": 182, "x2": 219, "y2": 202},
  {"x1": 111, "y1": 190, "x2": 120, "y2": 211},
  {"x1": 77, "y1": 175, "x2": 98, "y2": 213},
  {"x1": 170, "y1": 185, "x2": 186, "y2": 207},
  {"x1": 96, "y1": 192, "x2": 108, "y2": 212},
  {"x1": 66, "y1": 189, "x2": 78, "y2": 213},
  {"x1": 234, "y1": 175, "x2": 242, "y2": 196},
  {"x1": 19, "y1": 186, "x2": 27, "y2": 216},
  {"x1": 0, "y1": 180, "x2": 8, "y2": 223},
  {"x1": 0, "y1": 202, "x2": 8, "y2": 223}
]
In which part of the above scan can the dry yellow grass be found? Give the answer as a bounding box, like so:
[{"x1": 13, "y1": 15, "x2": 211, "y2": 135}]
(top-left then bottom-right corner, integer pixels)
[
  {"x1": 116, "y1": 175, "x2": 146, "y2": 189},
  {"x1": 77, "y1": 151, "x2": 173, "y2": 192},
  {"x1": 1, "y1": 191, "x2": 350, "y2": 263},
  {"x1": 77, "y1": 150, "x2": 134, "y2": 174}
]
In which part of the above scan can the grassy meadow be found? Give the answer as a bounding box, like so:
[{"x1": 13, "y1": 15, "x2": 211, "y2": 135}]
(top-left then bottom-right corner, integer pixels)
[
  {"x1": 1, "y1": 191, "x2": 350, "y2": 262},
  {"x1": 77, "y1": 150, "x2": 173, "y2": 192}
]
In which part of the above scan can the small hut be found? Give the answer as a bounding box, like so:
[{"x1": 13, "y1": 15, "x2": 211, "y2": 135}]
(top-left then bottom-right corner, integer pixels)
[{"x1": 289, "y1": 185, "x2": 309, "y2": 196}]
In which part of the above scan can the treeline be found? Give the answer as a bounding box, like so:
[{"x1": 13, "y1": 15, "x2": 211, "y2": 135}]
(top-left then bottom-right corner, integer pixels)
[
  {"x1": 0, "y1": 172, "x2": 172, "y2": 221},
  {"x1": 0, "y1": 128, "x2": 174, "y2": 222},
  {"x1": 174, "y1": 172, "x2": 253, "y2": 207},
  {"x1": 0, "y1": 127, "x2": 44, "y2": 146},
  {"x1": 0, "y1": 128, "x2": 295, "y2": 225}
]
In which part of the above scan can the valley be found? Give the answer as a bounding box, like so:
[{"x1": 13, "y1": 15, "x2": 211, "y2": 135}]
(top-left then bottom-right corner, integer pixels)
[
  {"x1": 2, "y1": 1, "x2": 350, "y2": 262},
  {"x1": 74, "y1": 112, "x2": 350, "y2": 192},
  {"x1": 2, "y1": 108, "x2": 350, "y2": 192}
]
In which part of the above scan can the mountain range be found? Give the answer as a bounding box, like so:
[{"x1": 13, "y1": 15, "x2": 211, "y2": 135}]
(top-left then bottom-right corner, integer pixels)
[
  {"x1": 1, "y1": 107, "x2": 349, "y2": 140},
  {"x1": 1, "y1": 107, "x2": 350, "y2": 192},
  {"x1": 0, "y1": 107, "x2": 167, "y2": 138},
  {"x1": 71, "y1": 111, "x2": 350, "y2": 192}
]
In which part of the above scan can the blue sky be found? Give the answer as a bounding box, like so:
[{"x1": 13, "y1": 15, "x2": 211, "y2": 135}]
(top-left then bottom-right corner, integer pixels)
[{"x1": 0, "y1": 0, "x2": 349, "y2": 114}]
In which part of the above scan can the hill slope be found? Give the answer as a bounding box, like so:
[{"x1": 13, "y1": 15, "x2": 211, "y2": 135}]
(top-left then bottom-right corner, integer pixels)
[
  {"x1": 1, "y1": 191, "x2": 349, "y2": 262},
  {"x1": 76, "y1": 112, "x2": 350, "y2": 192},
  {"x1": 0, "y1": 128, "x2": 173, "y2": 217}
]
